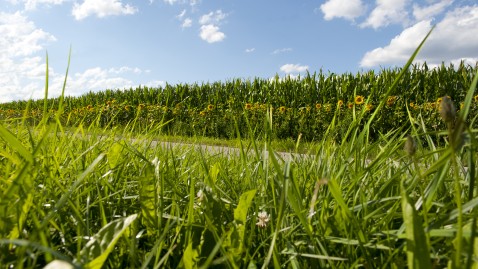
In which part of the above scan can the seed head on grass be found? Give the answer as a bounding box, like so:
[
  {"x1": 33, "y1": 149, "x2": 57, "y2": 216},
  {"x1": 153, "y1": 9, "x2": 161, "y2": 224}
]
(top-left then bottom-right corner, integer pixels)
[
  {"x1": 439, "y1": 96, "x2": 456, "y2": 123},
  {"x1": 404, "y1": 135, "x2": 417, "y2": 156},
  {"x1": 256, "y1": 211, "x2": 270, "y2": 228}
]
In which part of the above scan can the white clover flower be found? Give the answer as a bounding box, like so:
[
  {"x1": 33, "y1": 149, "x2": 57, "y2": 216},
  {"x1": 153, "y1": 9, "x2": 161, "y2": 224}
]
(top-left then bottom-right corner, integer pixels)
[
  {"x1": 196, "y1": 189, "x2": 205, "y2": 202},
  {"x1": 256, "y1": 211, "x2": 270, "y2": 228}
]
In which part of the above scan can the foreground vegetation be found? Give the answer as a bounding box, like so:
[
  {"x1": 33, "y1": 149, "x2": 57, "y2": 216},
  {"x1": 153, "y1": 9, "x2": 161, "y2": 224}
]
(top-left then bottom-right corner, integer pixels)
[{"x1": 2, "y1": 34, "x2": 478, "y2": 268}]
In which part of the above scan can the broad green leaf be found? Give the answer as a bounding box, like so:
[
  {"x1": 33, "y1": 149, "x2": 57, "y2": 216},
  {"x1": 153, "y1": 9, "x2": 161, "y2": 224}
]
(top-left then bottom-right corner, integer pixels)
[
  {"x1": 401, "y1": 182, "x2": 432, "y2": 269},
  {"x1": 182, "y1": 242, "x2": 199, "y2": 269},
  {"x1": 107, "y1": 142, "x2": 123, "y2": 168},
  {"x1": 78, "y1": 214, "x2": 138, "y2": 269},
  {"x1": 209, "y1": 162, "x2": 220, "y2": 184},
  {"x1": 234, "y1": 189, "x2": 256, "y2": 224},
  {"x1": 0, "y1": 124, "x2": 33, "y2": 163}
]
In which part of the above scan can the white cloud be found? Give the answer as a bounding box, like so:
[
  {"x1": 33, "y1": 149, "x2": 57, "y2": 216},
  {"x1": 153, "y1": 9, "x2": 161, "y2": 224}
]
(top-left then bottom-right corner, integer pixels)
[
  {"x1": 272, "y1": 48, "x2": 292, "y2": 54},
  {"x1": 360, "y1": 5, "x2": 478, "y2": 67},
  {"x1": 0, "y1": 11, "x2": 57, "y2": 103},
  {"x1": 360, "y1": 20, "x2": 431, "y2": 67},
  {"x1": 199, "y1": 24, "x2": 225, "y2": 43},
  {"x1": 181, "y1": 18, "x2": 192, "y2": 28},
  {"x1": 413, "y1": 0, "x2": 453, "y2": 21},
  {"x1": 0, "y1": 12, "x2": 148, "y2": 103},
  {"x1": 176, "y1": 10, "x2": 192, "y2": 28},
  {"x1": 199, "y1": 10, "x2": 227, "y2": 25},
  {"x1": 176, "y1": 9, "x2": 186, "y2": 19},
  {"x1": 108, "y1": 66, "x2": 144, "y2": 74},
  {"x1": 8, "y1": 0, "x2": 66, "y2": 10},
  {"x1": 320, "y1": 0, "x2": 366, "y2": 21},
  {"x1": 245, "y1": 48, "x2": 255, "y2": 53},
  {"x1": 72, "y1": 0, "x2": 138, "y2": 20},
  {"x1": 62, "y1": 67, "x2": 134, "y2": 96},
  {"x1": 280, "y1": 64, "x2": 309, "y2": 74},
  {"x1": 143, "y1": 80, "x2": 166, "y2": 88},
  {"x1": 360, "y1": 0, "x2": 410, "y2": 29},
  {"x1": 197, "y1": 10, "x2": 227, "y2": 43},
  {"x1": 163, "y1": 0, "x2": 178, "y2": 4}
]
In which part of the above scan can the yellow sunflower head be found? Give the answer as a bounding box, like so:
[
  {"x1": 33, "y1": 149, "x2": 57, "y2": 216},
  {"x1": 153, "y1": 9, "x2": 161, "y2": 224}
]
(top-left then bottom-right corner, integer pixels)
[{"x1": 355, "y1": 95, "x2": 365, "y2": 105}]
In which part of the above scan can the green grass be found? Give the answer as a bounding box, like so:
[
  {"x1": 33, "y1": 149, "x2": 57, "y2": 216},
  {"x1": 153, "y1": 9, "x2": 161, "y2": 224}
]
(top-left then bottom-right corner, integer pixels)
[{"x1": 2, "y1": 28, "x2": 478, "y2": 269}]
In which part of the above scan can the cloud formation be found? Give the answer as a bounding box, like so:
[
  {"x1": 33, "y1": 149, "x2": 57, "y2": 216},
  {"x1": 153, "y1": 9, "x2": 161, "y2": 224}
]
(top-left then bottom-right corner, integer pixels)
[
  {"x1": 320, "y1": 0, "x2": 366, "y2": 21},
  {"x1": 412, "y1": 0, "x2": 453, "y2": 21},
  {"x1": 360, "y1": 5, "x2": 478, "y2": 67},
  {"x1": 0, "y1": 11, "x2": 56, "y2": 102},
  {"x1": 0, "y1": 11, "x2": 152, "y2": 103},
  {"x1": 7, "y1": 0, "x2": 66, "y2": 10},
  {"x1": 360, "y1": 0, "x2": 409, "y2": 29},
  {"x1": 199, "y1": 24, "x2": 225, "y2": 43},
  {"x1": 280, "y1": 64, "x2": 309, "y2": 74},
  {"x1": 272, "y1": 48, "x2": 292, "y2": 55},
  {"x1": 199, "y1": 10, "x2": 227, "y2": 24},
  {"x1": 198, "y1": 10, "x2": 227, "y2": 43},
  {"x1": 72, "y1": 0, "x2": 138, "y2": 20}
]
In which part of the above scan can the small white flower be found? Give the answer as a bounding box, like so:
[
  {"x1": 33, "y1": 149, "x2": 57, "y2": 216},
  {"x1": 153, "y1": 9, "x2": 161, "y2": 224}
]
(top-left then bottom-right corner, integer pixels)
[
  {"x1": 197, "y1": 189, "x2": 205, "y2": 202},
  {"x1": 256, "y1": 211, "x2": 270, "y2": 228},
  {"x1": 151, "y1": 157, "x2": 160, "y2": 178}
]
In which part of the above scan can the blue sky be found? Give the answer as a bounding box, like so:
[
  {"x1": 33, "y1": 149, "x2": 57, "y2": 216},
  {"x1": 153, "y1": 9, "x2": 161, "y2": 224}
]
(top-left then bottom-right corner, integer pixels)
[{"x1": 1, "y1": 0, "x2": 477, "y2": 103}]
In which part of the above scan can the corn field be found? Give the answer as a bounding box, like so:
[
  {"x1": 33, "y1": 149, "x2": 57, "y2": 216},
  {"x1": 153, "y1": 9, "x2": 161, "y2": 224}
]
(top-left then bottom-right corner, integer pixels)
[{"x1": 1, "y1": 62, "x2": 478, "y2": 142}]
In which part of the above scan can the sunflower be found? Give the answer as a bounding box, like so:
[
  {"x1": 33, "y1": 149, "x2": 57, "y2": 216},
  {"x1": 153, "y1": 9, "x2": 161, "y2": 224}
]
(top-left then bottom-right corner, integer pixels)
[
  {"x1": 124, "y1": 105, "x2": 131, "y2": 111},
  {"x1": 279, "y1": 106, "x2": 287, "y2": 113},
  {"x1": 365, "y1": 104, "x2": 373, "y2": 111},
  {"x1": 207, "y1": 104, "x2": 214, "y2": 111},
  {"x1": 355, "y1": 95, "x2": 365, "y2": 105},
  {"x1": 347, "y1": 102, "x2": 354, "y2": 109},
  {"x1": 315, "y1": 103, "x2": 322, "y2": 110},
  {"x1": 474, "y1": 95, "x2": 478, "y2": 102},
  {"x1": 199, "y1": 111, "x2": 206, "y2": 116},
  {"x1": 337, "y1": 100, "x2": 344, "y2": 107},
  {"x1": 245, "y1": 103, "x2": 253, "y2": 110}
]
